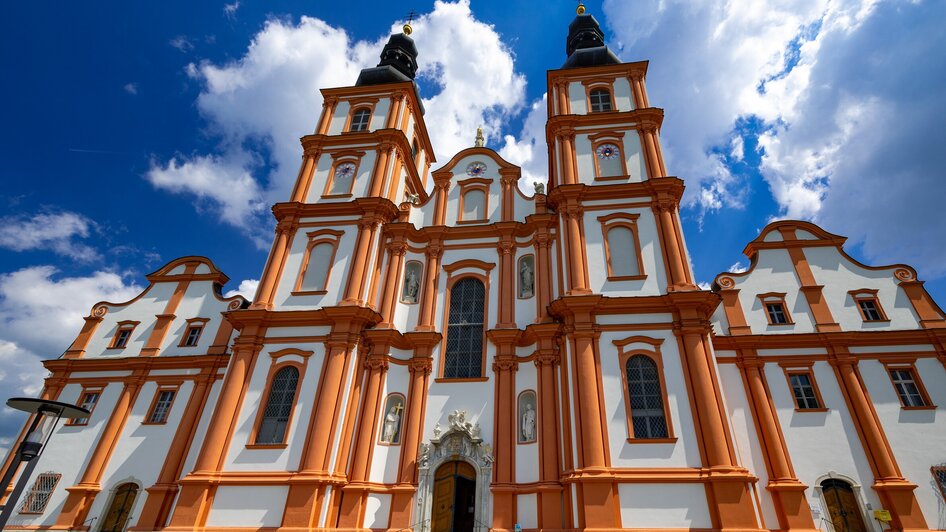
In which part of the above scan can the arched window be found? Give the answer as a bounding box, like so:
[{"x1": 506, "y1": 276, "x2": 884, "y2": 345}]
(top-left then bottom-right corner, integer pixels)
[
  {"x1": 255, "y1": 366, "x2": 300, "y2": 445},
  {"x1": 625, "y1": 355, "x2": 668, "y2": 439},
  {"x1": 98, "y1": 482, "x2": 139, "y2": 532},
  {"x1": 606, "y1": 226, "x2": 641, "y2": 278},
  {"x1": 444, "y1": 278, "x2": 486, "y2": 379},
  {"x1": 594, "y1": 142, "x2": 624, "y2": 178},
  {"x1": 349, "y1": 107, "x2": 371, "y2": 132},
  {"x1": 589, "y1": 89, "x2": 613, "y2": 112},
  {"x1": 461, "y1": 189, "x2": 486, "y2": 221},
  {"x1": 300, "y1": 242, "x2": 334, "y2": 292}
]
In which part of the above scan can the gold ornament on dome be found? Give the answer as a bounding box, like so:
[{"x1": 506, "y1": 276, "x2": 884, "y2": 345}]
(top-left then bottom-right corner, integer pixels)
[{"x1": 577, "y1": 1, "x2": 586, "y2": 15}]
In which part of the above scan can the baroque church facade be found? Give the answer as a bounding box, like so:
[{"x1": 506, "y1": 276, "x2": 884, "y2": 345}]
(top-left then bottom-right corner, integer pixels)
[{"x1": 3, "y1": 8, "x2": 946, "y2": 532}]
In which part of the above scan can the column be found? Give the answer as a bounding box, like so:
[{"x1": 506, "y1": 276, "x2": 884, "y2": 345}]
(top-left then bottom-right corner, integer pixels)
[
  {"x1": 534, "y1": 230, "x2": 553, "y2": 322},
  {"x1": 489, "y1": 331, "x2": 520, "y2": 531},
  {"x1": 497, "y1": 237, "x2": 516, "y2": 328},
  {"x1": 562, "y1": 204, "x2": 589, "y2": 295},
  {"x1": 343, "y1": 217, "x2": 376, "y2": 305},
  {"x1": 252, "y1": 217, "x2": 296, "y2": 310},
  {"x1": 63, "y1": 315, "x2": 104, "y2": 358},
  {"x1": 368, "y1": 143, "x2": 393, "y2": 197},
  {"x1": 737, "y1": 353, "x2": 814, "y2": 531},
  {"x1": 433, "y1": 179, "x2": 450, "y2": 226},
  {"x1": 56, "y1": 373, "x2": 146, "y2": 529},
  {"x1": 830, "y1": 349, "x2": 927, "y2": 530},
  {"x1": 416, "y1": 241, "x2": 443, "y2": 331},
  {"x1": 500, "y1": 172, "x2": 517, "y2": 221},
  {"x1": 654, "y1": 197, "x2": 692, "y2": 290},
  {"x1": 316, "y1": 96, "x2": 337, "y2": 135},
  {"x1": 378, "y1": 241, "x2": 407, "y2": 327},
  {"x1": 385, "y1": 93, "x2": 405, "y2": 129},
  {"x1": 533, "y1": 327, "x2": 564, "y2": 529},
  {"x1": 289, "y1": 154, "x2": 318, "y2": 203}
]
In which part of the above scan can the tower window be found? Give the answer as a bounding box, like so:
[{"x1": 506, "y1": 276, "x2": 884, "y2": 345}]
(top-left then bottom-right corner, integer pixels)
[
  {"x1": 787, "y1": 370, "x2": 823, "y2": 410},
  {"x1": 255, "y1": 365, "x2": 300, "y2": 445},
  {"x1": 349, "y1": 108, "x2": 371, "y2": 132},
  {"x1": 625, "y1": 355, "x2": 668, "y2": 439},
  {"x1": 887, "y1": 367, "x2": 931, "y2": 408},
  {"x1": 589, "y1": 89, "x2": 613, "y2": 112},
  {"x1": 598, "y1": 213, "x2": 645, "y2": 281},
  {"x1": 19, "y1": 472, "x2": 61, "y2": 514},
  {"x1": 294, "y1": 229, "x2": 343, "y2": 295},
  {"x1": 443, "y1": 277, "x2": 486, "y2": 379}
]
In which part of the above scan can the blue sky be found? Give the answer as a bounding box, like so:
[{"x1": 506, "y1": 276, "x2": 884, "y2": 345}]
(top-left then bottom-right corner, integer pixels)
[{"x1": 2, "y1": 0, "x2": 945, "y2": 448}]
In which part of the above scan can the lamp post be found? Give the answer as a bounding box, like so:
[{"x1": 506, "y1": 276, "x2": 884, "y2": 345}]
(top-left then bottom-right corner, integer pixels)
[{"x1": 0, "y1": 398, "x2": 89, "y2": 529}]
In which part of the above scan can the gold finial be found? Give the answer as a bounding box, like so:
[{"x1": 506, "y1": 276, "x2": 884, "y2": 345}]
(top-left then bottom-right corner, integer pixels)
[
  {"x1": 404, "y1": 10, "x2": 417, "y2": 35},
  {"x1": 576, "y1": 1, "x2": 586, "y2": 15}
]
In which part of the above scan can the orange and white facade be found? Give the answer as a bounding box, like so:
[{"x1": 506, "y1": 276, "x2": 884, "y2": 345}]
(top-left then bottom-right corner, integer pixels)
[{"x1": 3, "y1": 11, "x2": 946, "y2": 532}]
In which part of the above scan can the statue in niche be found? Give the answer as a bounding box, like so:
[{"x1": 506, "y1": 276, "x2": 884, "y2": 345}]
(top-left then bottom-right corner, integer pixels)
[
  {"x1": 521, "y1": 403, "x2": 537, "y2": 442},
  {"x1": 519, "y1": 258, "x2": 535, "y2": 298},
  {"x1": 403, "y1": 266, "x2": 420, "y2": 303},
  {"x1": 381, "y1": 397, "x2": 404, "y2": 443}
]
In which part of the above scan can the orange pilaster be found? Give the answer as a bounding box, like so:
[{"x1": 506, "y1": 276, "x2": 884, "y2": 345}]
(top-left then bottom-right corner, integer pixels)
[
  {"x1": 415, "y1": 240, "x2": 443, "y2": 331},
  {"x1": 489, "y1": 331, "x2": 520, "y2": 531},
  {"x1": 252, "y1": 218, "x2": 296, "y2": 310},
  {"x1": 533, "y1": 325, "x2": 565, "y2": 529},
  {"x1": 62, "y1": 315, "x2": 103, "y2": 359}
]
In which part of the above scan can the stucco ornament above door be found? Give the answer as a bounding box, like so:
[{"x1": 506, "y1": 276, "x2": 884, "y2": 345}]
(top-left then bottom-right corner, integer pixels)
[{"x1": 417, "y1": 410, "x2": 494, "y2": 532}]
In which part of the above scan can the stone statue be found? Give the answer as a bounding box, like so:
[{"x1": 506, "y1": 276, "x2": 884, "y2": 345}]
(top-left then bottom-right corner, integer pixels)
[
  {"x1": 404, "y1": 268, "x2": 420, "y2": 303},
  {"x1": 534, "y1": 181, "x2": 545, "y2": 195},
  {"x1": 382, "y1": 404, "x2": 402, "y2": 443},
  {"x1": 521, "y1": 403, "x2": 537, "y2": 442},
  {"x1": 475, "y1": 126, "x2": 485, "y2": 148},
  {"x1": 519, "y1": 259, "x2": 534, "y2": 298}
]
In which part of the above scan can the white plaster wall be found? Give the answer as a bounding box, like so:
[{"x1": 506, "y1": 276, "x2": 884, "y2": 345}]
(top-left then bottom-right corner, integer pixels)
[
  {"x1": 613, "y1": 77, "x2": 634, "y2": 112},
  {"x1": 327, "y1": 344, "x2": 363, "y2": 475},
  {"x1": 363, "y1": 493, "x2": 392, "y2": 528},
  {"x1": 804, "y1": 246, "x2": 921, "y2": 330},
  {"x1": 512, "y1": 181, "x2": 536, "y2": 219},
  {"x1": 574, "y1": 135, "x2": 594, "y2": 183},
  {"x1": 265, "y1": 325, "x2": 332, "y2": 338},
  {"x1": 305, "y1": 150, "x2": 377, "y2": 203},
  {"x1": 860, "y1": 358, "x2": 946, "y2": 527},
  {"x1": 573, "y1": 130, "x2": 645, "y2": 185},
  {"x1": 223, "y1": 342, "x2": 325, "y2": 471},
  {"x1": 514, "y1": 362, "x2": 539, "y2": 484},
  {"x1": 159, "y1": 281, "x2": 230, "y2": 356},
  {"x1": 85, "y1": 283, "x2": 177, "y2": 357},
  {"x1": 516, "y1": 493, "x2": 538, "y2": 529},
  {"x1": 370, "y1": 98, "x2": 391, "y2": 131},
  {"x1": 567, "y1": 82, "x2": 587, "y2": 114},
  {"x1": 617, "y1": 483, "x2": 712, "y2": 528},
  {"x1": 732, "y1": 249, "x2": 817, "y2": 334},
  {"x1": 424, "y1": 379, "x2": 495, "y2": 446},
  {"x1": 717, "y1": 363, "x2": 780, "y2": 529},
  {"x1": 370, "y1": 362, "x2": 411, "y2": 484},
  {"x1": 768, "y1": 362, "x2": 882, "y2": 513},
  {"x1": 624, "y1": 132, "x2": 647, "y2": 182},
  {"x1": 598, "y1": 330, "x2": 703, "y2": 468},
  {"x1": 583, "y1": 208, "x2": 667, "y2": 296},
  {"x1": 206, "y1": 485, "x2": 288, "y2": 527},
  {"x1": 328, "y1": 101, "x2": 351, "y2": 135},
  {"x1": 275, "y1": 226, "x2": 355, "y2": 309}
]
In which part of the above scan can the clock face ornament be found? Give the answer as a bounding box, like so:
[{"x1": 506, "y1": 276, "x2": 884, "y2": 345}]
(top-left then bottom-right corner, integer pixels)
[
  {"x1": 336, "y1": 162, "x2": 356, "y2": 180},
  {"x1": 596, "y1": 143, "x2": 620, "y2": 160},
  {"x1": 466, "y1": 161, "x2": 487, "y2": 177}
]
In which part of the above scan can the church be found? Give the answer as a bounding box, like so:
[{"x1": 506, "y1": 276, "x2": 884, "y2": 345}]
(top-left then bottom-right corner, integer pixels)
[{"x1": 3, "y1": 5, "x2": 946, "y2": 532}]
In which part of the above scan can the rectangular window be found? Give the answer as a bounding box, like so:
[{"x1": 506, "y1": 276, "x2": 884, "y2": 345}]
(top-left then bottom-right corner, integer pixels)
[
  {"x1": 183, "y1": 326, "x2": 203, "y2": 347},
  {"x1": 788, "y1": 371, "x2": 822, "y2": 410},
  {"x1": 19, "y1": 472, "x2": 61, "y2": 514},
  {"x1": 857, "y1": 299, "x2": 883, "y2": 321},
  {"x1": 112, "y1": 328, "x2": 132, "y2": 348},
  {"x1": 888, "y1": 368, "x2": 928, "y2": 407},
  {"x1": 589, "y1": 89, "x2": 613, "y2": 112},
  {"x1": 766, "y1": 303, "x2": 789, "y2": 324},
  {"x1": 69, "y1": 391, "x2": 100, "y2": 426},
  {"x1": 147, "y1": 390, "x2": 176, "y2": 424}
]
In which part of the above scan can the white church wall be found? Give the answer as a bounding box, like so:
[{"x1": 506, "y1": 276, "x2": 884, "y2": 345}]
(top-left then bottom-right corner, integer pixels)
[
  {"x1": 274, "y1": 225, "x2": 356, "y2": 309},
  {"x1": 624, "y1": 131, "x2": 646, "y2": 182},
  {"x1": 158, "y1": 282, "x2": 230, "y2": 356},
  {"x1": 617, "y1": 483, "x2": 712, "y2": 529},
  {"x1": 206, "y1": 485, "x2": 288, "y2": 527},
  {"x1": 573, "y1": 135, "x2": 594, "y2": 183},
  {"x1": 733, "y1": 249, "x2": 817, "y2": 334},
  {"x1": 327, "y1": 101, "x2": 350, "y2": 135},
  {"x1": 362, "y1": 493, "x2": 392, "y2": 528},
  {"x1": 84, "y1": 282, "x2": 177, "y2": 357},
  {"x1": 567, "y1": 82, "x2": 587, "y2": 115},
  {"x1": 613, "y1": 77, "x2": 634, "y2": 112},
  {"x1": 370, "y1": 98, "x2": 391, "y2": 131},
  {"x1": 326, "y1": 345, "x2": 364, "y2": 475},
  {"x1": 370, "y1": 361, "x2": 411, "y2": 485}
]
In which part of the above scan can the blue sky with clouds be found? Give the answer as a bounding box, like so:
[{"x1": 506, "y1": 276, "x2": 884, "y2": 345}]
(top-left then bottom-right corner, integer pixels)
[{"x1": 2, "y1": 0, "x2": 945, "y2": 449}]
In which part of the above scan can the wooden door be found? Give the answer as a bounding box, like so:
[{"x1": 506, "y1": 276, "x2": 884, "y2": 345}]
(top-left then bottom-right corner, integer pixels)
[
  {"x1": 99, "y1": 483, "x2": 139, "y2": 532},
  {"x1": 432, "y1": 464, "x2": 457, "y2": 532},
  {"x1": 821, "y1": 479, "x2": 867, "y2": 532},
  {"x1": 431, "y1": 461, "x2": 477, "y2": 532}
]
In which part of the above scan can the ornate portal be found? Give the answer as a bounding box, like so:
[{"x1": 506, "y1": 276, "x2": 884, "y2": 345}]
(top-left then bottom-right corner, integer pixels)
[{"x1": 416, "y1": 410, "x2": 493, "y2": 532}]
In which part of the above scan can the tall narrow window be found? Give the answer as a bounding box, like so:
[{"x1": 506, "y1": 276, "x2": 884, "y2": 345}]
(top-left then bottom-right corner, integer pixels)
[
  {"x1": 461, "y1": 189, "x2": 486, "y2": 221},
  {"x1": 443, "y1": 278, "x2": 486, "y2": 379},
  {"x1": 589, "y1": 89, "x2": 613, "y2": 112},
  {"x1": 625, "y1": 355, "x2": 668, "y2": 439},
  {"x1": 146, "y1": 389, "x2": 176, "y2": 424},
  {"x1": 788, "y1": 371, "x2": 822, "y2": 410},
  {"x1": 888, "y1": 367, "x2": 929, "y2": 408},
  {"x1": 70, "y1": 390, "x2": 101, "y2": 426},
  {"x1": 19, "y1": 472, "x2": 60, "y2": 514},
  {"x1": 299, "y1": 243, "x2": 335, "y2": 292},
  {"x1": 349, "y1": 108, "x2": 371, "y2": 132},
  {"x1": 255, "y1": 366, "x2": 300, "y2": 445}
]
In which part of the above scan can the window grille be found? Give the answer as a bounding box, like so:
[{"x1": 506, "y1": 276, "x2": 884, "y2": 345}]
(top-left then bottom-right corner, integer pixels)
[
  {"x1": 626, "y1": 355, "x2": 668, "y2": 438},
  {"x1": 148, "y1": 390, "x2": 176, "y2": 423},
  {"x1": 789, "y1": 372, "x2": 821, "y2": 409},
  {"x1": 20, "y1": 472, "x2": 60, "y2": 514},
  {"x1": 443, "y1": 278, "x2": 485, "y2": 379},
  {"x1": 889, "y1": 369, "x2": 926, "y2": 407},
  {"x1": 933, "y1": 467, "x2": 946, "y2": 499},
  {"x1": 589, "y1": 89, "x2": 612, "y2": 112},
  {"x1": 183, "y1": 326, "x2": 202, "y2": 346},
  {"x1": 350, "y1": 108, "x2": 371, "y2": 132},
  {"x1": 858, "y1": 299, "x2": 883, "y2": 321},
  {"x1": 256, "y1": 366, "x2": 300, "y2": 444},
  {"x1": 766, "y1": 303, "x2": 788, "y2": 324}
]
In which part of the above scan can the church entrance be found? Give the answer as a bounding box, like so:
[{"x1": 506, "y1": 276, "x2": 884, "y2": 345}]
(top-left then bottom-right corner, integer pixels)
[
  {"x1": 821, "y1": 479, "x2": 867, "y2": 532},
  {"x1": 431, "y1": 461, "x2": 476, "y2": 532}
]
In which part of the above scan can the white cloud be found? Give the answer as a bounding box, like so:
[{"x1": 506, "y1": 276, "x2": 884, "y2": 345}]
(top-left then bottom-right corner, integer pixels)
[
  {"x1": 225, "y1": 278, "x2": 259, "y2": 300},
  {"x1": 728, "y1": 261, "x2": 748, "y2": 274},
  {"x1": 169, "y1": 35, "x2": 194, "y2": 52},
  {"x1": 0, "y1": 211, "x2": 99, "y2": 261},
  {"x1": 148, "y1": 0, "x2": 526, "y2": 240},
  {"x1": 223, "y1": 1, "x2": 240, "y2": 19},
  {"x1": 602, "y1": 0, "x2": 946, "y2": 278},
  {"x1": 124, "y1": 82, "x2": 138, "y2": 95},
  {"x1": 500, "y1": 94, "x2": 548, "y2": 192},
  {"x1": 0, "y1": 266, "x2": 142, "y2": 451}
]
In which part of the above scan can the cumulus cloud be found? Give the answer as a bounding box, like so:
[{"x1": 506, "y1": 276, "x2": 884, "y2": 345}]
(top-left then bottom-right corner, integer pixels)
[
  {"x1": 223, "y1": 1, "x2": 240, "y2": 19},
  {"x1": 0, "y1": 266, "x2": 142, "y2": 453},
  {"x1": 602, "y1": 0, "x2": 946, "y2": 278},
  {"x1": 124, "y1": 82, "x2": 138, "y2": 95},
  {"x1": 0, "y1": 211, "x2": 100, "y2": 261},
  {"x1": 224, "y1": 278, "x2": 259, "y2": 300},
  {"x1": 169, "y1": 35, "x2": 194, "y2": 52},
  {"x1": 148, "y1": 0, "x2": 526, "y2": 241},
  {"x1": 500, "y1": 94, "x2": 548, "y2": 192}
]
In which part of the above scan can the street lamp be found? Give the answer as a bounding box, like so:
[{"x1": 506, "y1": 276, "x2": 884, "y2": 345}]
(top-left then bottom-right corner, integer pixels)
[{"x1": 0, "y1": 398, "x2": 89, "y2": 529}]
